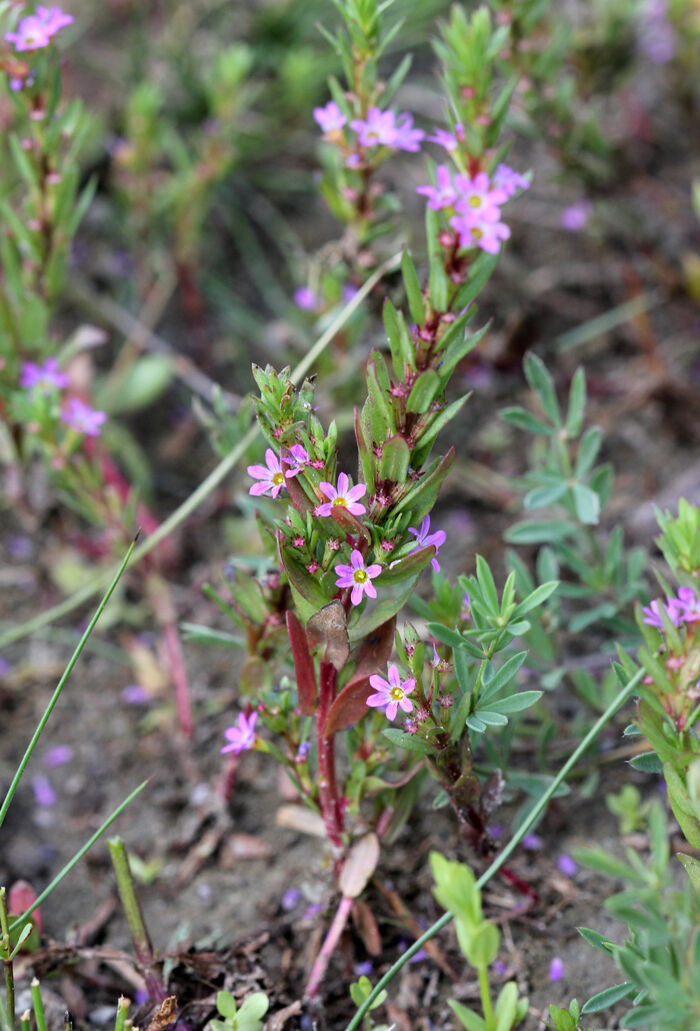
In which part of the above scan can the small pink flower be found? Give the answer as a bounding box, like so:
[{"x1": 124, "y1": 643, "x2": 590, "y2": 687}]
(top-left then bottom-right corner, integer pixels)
[
  {"x1": 451, "y1": 212, "x2": 510, "y2": 254},
  {"x1": 61, "y1": 397, "x2": 106, "y2": 437},
  {"x1": 492, "y1": 164, "x2": 530, "y2": 198},
  {"x1": 350, "y1": 107, "x2": 423, "y2": 152},
  {"x1": 313, "y1": 101, "x2": 346, "y2": 134},
  {"x1": 247, "y1": 448, "x2": 287, "y2": 499},
  {"x1": 367, "y1": 664, "x2": 416, "y2": 721},
  {"x1": 5, "y1": 16, "x2": 52, "y2": 51},
  {"x1": 408, "y1": 515, "x2": 446, "y2": 573},
  {"x1": 221, "y1": 712, "x2": 257, "y2": 755},
  {"x1": 426, "y1": 124, "x2": 464, "y2": 151},
  {"x1": 284, "y1": 444, "x2": 310, "y2": 478},
  {"x1": 416, "y1": 165, "x2": 458, "y2": 210},
  {"x1": 335, "y1": 549, "x2": 382, "y2": 606},
  {"x1": 294, "y1": 286, "x2": 321, "y2": 311},
  {"x1": 37, "y1": 6, "x2": 74, "y2": 34},
  {"x1": 455, "y1": 171, "x2": 507, "y2": 214},
  {"x1": 560, "y1": 201, "x2": 591, "y2": 232},
  {"x1": 20, "y1": 357, "x2": 69, "y2": 393},
  {"x1": 642, "y1": 597, "x2": 683, "y2": 629},
  {"x1": 677, "y1": 587, "x2": 700, "y2": 624},
  {"x1": 392, "y1": 113, "x2": 424, "y2": 153},
  {"x1": 548, "y1": 957, "x2": 565, "y2": 982},
  {"x1": 316, "y1": 472, "x2": 366, "y2": 517}
]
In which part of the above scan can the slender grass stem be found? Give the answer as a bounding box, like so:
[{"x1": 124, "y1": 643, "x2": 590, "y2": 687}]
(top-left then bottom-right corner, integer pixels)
[
  {"x1": 30, "y1": 981, "x2": 46, "y2": 1031},
  {"x1": 343, "y1": 667, "x2": 644, "y2": 1031},
  {"x1": 0, "y1": 538, "x2": 137, "y2": 830},
  {"x1": 0, "y1": 889, "x2": 15, "y2": 1031}
]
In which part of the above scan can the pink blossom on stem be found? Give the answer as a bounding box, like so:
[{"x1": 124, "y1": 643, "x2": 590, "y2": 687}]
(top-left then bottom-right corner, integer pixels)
[
  {"x1": 350, "y1": 107, "x2": 424, "y2": 152},
  {"x1": 392, "y1": 113, "x2": 424, "y2": 152},
  {"x1": 37, "y1": 6, "x2": 74, "y2": 34},
  {"x1": 454, "y1": 172, "x2": 507, "y2": 215},
  {"x1": 248, "y1": 448, "x2": 287, "y2": 499},
  {"x1": 492, "y1": 163, "x2": 530, "y2": 198},
  {"x1": 316, "y1": 472, "x2": 366, "y2": 516},
  {"x1": 61, "y1": 397, "x2": 106, "y2": 437},
  {"x1": 313, "y1": 100, "x2": 347, "y2": 134},
  {"x1": 20, "y1": 357, "x2": 69, "y2": 393},
  {"x1": 5, "y1": 16, "x2": 52, "y2": 51},
  {"x1": 642, "y1": 597, "x2": 683, "y2": 629},
  {"x1": 677, "y1": 587, "x2": 700, "y2": 623},
  {"x1": 334, "y1": 549, "x2": 382, "y2": 606},
  {"x1": 451, "y1": 211, "x2": 511, "y2": 254},
  {"x1": 367, "y1": 664, "x2": 416, "y2": 721},
  {"x1": 416, "y1": 165, "x2": 458, "y2": 210},
  {"x1": 408, "y1": 515, "x2": 446, "y2": 572},
  {"x1": 294, "y1": 286, "x2": 321, "y2": 311},
  {"x1": 221, "y1": 712, "x2": 257, "y2": 755},
  {"x1": 284, "y1": 444, "x2": 310, "y2": 478}
]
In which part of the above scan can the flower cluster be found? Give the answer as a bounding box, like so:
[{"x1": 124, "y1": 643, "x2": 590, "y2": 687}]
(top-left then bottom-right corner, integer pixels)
[
  {"x1": 19, "y1": 358, "x2": 106, "y2": 438},
  {"x1": 5, "y1": 5, "x2": 73, "y2": 51},
  {"x1": 313, "y1": 101, "x2": 424, "y2": 166},
  {"x1": 416, "y1": 163, "x2": 529, "y2": 255},
  {"x1": 642, "y1": 587, "x2": 700, "y2": 629}
]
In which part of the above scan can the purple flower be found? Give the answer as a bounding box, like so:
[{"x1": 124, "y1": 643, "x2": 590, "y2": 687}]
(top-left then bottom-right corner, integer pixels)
[
  {"x1": 281, "y1": 888, "x2": 301, "y2": 911},
  {"x1": 639, "y1": 0, "x2": 675, "y2": 63},
  {"x1": 416, "y1": 165, "x2": 458, "y2": 210},
  {"x1": 316, "y1": 472, "x2": 367, "y2": 517},
  {"x1": 560, "y1": 202, "x2": 591, "y2": 232},
  {"x1": 247, "y1": 448, "x2": 287, "y2": 499},
  {"x1": 491, "y1": 960, "x2": 508, "y2": 976},
  {"x1": 642, "y1": 597, "x2": 683, "y2": 629},
  {"x1": 313, "y1": 101, "x2": 347, "y2": 134},
  {"x1": 408, "y1": 516, "x2": 446, "y2": 573},
  {"x1": 294, "y1": 286, "x2": 321, "y2": 311},
  {"x1": 354, "y1": 961, "x2": 374, "y2": 977},
  {"x1": 492, "y1": 164, "x2": 530, "y2": 198},
  {"x1": 32, "y1": 775, "x2": 56, "y2": 808},
  {"x1": 367, "y1": 664, "x2": 416, "y2": 721},
  {"x1": 61, "y1": 397, "x2": 106, "y2": 437},
  {"x1": 335, "y1": 549, "x2": 382, "y2": 606},
  {"x1": 451, "y1": 211, "x2": 511, "y2": 254},
  {"x1": 549, "y1": 957, "x2": 565, "y2": 982},
  {"x1": 455, "y1": 171, "x2": 507, "y2": 215},
  {"x1": 426, "y1": 125, "x2": 464, "y2": 151},
  {"x1": 5, "y1": 16, "x2": 53, "y2": 51},
  {"x1": 20, "y1": 357, "x2": 69, "y2": 393},
  {"x1": 37, "y1": 6, "x2": 74, "y2": 33},
  {"x1": 284, "y1": 444, "x2": 310, "y2": 478},
  {"x1": 5, "y1": 535, "x2": 33, "y2": 559},
  {"x1": 677, "y1": 587, "x2": 700, "y2": 624},
  {"x1": 44, "y1": 745, "x2": 74, "y2": 767},
  {"x1": 522, "y1": 832, "x2": 543, "y2": 851},
  {"x1": 350, "y1": 107, "x2": 424, "y2": 152},
  {"x1": 221, "y1": 712, "x2": 257, "y2": 755},
  {"x1": 557, "y1": 854, "x2": 578, "y2": 877},
  {"x1": 122, "y1": 684, "x2": 150, "y2": 704}
]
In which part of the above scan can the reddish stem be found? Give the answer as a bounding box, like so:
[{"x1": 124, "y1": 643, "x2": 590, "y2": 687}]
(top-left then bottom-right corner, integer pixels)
[
  {"x1": 316, "y1": 660, "x2": 344, "y2": 850},
  {"x1": 304, "y1": 895, "x2": 353, "y2": 999}
]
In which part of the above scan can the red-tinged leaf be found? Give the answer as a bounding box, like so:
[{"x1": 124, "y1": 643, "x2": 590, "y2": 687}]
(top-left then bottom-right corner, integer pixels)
[
  {"x1": 325, "y1": 676, "x2": 373, "y2": 735},
  {"x1": 352, "y1": 899, "x2": 382, "y2": 956},
  {"x1": 306, "y1": 600, "x2": 350, "y2": 670},
  {"x1": 339, "y1": 832, "x2": 380, "y2": 898},
  {"x1": 345, "y1": 616, "x2": 396, "y2": 687},
  {"x1": 285, "y1": 470, "x2": 315, "y2": 515},
  {"x1": 286, "y1": 611, "x2": 317, "y2": 714},
  {"x1": 8, "y1": 881, "x2": 41, "y2": 932},
  {"x1": 329, "y1": 504, "x2": 371, "y2": 544},
  {"x1": 375, "y1": 546, "x2": 435, "y2": 587}
]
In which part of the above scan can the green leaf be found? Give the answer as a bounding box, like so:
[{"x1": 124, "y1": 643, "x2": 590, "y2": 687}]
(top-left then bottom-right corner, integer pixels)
[
  {"x1": 382, "y1": 728, "x2": 433, "y2": 755},
  {"x1": 380, "y1": 434, "x2": 410, "y2": 482},
  {"x1": 501, "y1": 407, "x2": 553, "y2": 436},
  {"x1": 466, "y1": 714, "x2": 487, "y2": 732},
  {"x1": 180, "y1": 623, "x2": 244, "y2": 648},
  {"x1": 581, "y1": 982, "x2": 636, "y2": 1014},
  {"x1": 448, "y1": 1001, "x2": 486, "y2": 1031},
  {"x1": 575, "y1": 426, "x2": 602, "y2": 477},
  {"x1": 453, "y1": 251, "x2": 500, "y2": 310},
  {"x1": 401, "y1": 250, "x2": 426, "y2": 326},
  {"x1": 426, "y1": 623, "x2": 466, "y2": 649},
  {"x1": 504, "y1": 520, "x2": 576, "y2": 545},
  {"x1": 677, "y1": 854, "x2": 700, "y2": 899},
  {"x1": 460, "y1": 919, "x2": 500, "y2": 966},
  {"x1": 392, "y1": 447, "x2": 456, "y2": 522},
  {"x1": 473, "y1": 710, "x2": 508, "y2": 726},
  {"x1": 577, "y1": 927, "x2": 615, "y2": 954},
  {"x1": 483, "y1": 690, "x2": 542, "y2": 715},
  {"x1": 407, "y1": 369, "x2": 441, "y2": 415},
  {"x1": 572, "y1": 483, "x2": 600, "y2": 525},
  {"x1": 523, "y1": 353, "x2": 561, "y2": 426},
  {"x1": 494, "y1": 982, "x2": 518, "y2": 1031},
  {"x1": 573, "y1": 847, "x2": 645, "y2": 883},
  {"x1": 629, "y1": 751, "x2": 663, "y2": 774},
  {"x1": 217, "y1": 992, "x2": 237, "y2": 1019},
  {"x1": 479, "y1": 651, "x2": 527, "y2": 703},
  {"x1": 511, "y1": 580, "x2": 559, "y2": 618},
  {"x1": 565, "y1": 367, "x2": 586, "y2": 437},
  {"x1": 96, "y1": 355, "x2": 174, "y2": 415},
  {"x1": 438, "y1": 321, "x2": 487, "y2": 378},
  {"x1": 524, "y1": 482, "x2": 568, "y2": 509}
]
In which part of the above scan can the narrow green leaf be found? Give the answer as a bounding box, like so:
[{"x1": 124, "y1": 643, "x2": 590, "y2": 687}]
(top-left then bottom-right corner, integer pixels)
[
  {"x1": 401, "y1": 250, "x2": 426, "y2": 326},
  {"x1": 572, "y1": 483, "x2": 600, "y2": 525},
  {"x1": 482, "y1": 690, "x2": 542, "y2": 714},
  {"x1": 501, "y1": 407, "x2": 553, "y2": 435},
  {"x1": 565, "y1": 367, "x2": 586, "y2": 437},
  {"x1": 407, "y1": 369, "x2": 441, "y2": 414},
  {"x1": 479, "y1": 651, "x2": 527, "y2": 702},
  {"x1": 524, "y1": 482, "x2": 568, "y2": 509},
  {"x1": 575, "y1": 426, "x2": 602, "y2": 477},
  {"x1": 577, "y1": 927, "x2": 616, "y2": 954},
  {"x1": 581, "y1": 982, "x2": 636, "y2": 1014},
  {"x1": 380, "y1": 434, "x2": 410, "y2": 482},
  {"x1": 504, "y1": 520, "x2": 576, "y2": 545},
  {"x1": 523, "y1": 353, "x2": 561, "y2": 425},
  {"x1": 512, "y1": 580, "x2": 559, "y2": 618},
  {"x1": 382, "y1": 728, "x2": 433, "y2": 755}
]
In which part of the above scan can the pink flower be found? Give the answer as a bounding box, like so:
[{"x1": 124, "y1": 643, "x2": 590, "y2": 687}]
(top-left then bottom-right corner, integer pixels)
[
  {"x1": 416, "y1": 165, "x2": 458, "y2": 210},
  {"x1": 316, "y1": 472, "x2": 367, "y2": 517},
  {"x1": 676, "y1": 587, "x2": 700, "y2": 624},
  {"x1": 492, "y1": 163, "x2": 530, "y2": 198},
  {"x1": 350, "y1": 107, "x2": 424, "y2": 152},
  {"x1": 36, "y1": 6, "x2": 74, "y2": 34},
  {"x1": 61, "y1": 397, "x2": 106, "y2": 437},
  {"x1": 335, "y1": 549, "x2": 382, "y2": 606},
  {"x1": 5, "y1": 16, "x2": 52, "y2": 51},
  {"x1": 426, "y1": 125, "x2": 464, "y2": 151},
  {"x1": 560, "y1": 202, "x2": 591, "y2": 232},
  {"x1": 408, "y1": 515, "x2": 446, "y2": 573},
  {"x1": 642, "y1": 597, "x2": 683, "y2": 629},
  {"x1": 451, "y1": 212, "x2": 511, "y2": 254},
  {"x1": 284, "y1": 444, "x2": 310, "y2": 478},
  {"x1": 454, "y1": 172, "x2": 507, "y2": 216},
  {"x1": 247, "y1": 448, "x2": 287, "y2": 499},
  {"x1": 20, "y1": 357, "x2": 69, "y2": 393},
  {"x1": 313, "y1": 101, "x2": 347, "y2": 134},
  {"x1": 294, "y1": 286, "x2": 321, "y2": 311},
  {"x1": 548, "y1": 957, "x2": 564, "y2": 982},
  {"x1": 367, "y1": 664, "x2": 416, "y2": 721},
  {"x1": 221, "y1": 712, "x2": 257, "y2": 755}
]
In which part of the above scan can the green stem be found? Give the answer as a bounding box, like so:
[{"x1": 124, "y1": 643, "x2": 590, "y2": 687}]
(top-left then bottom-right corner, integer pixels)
[
  {"x1": 30, "y1": 981, "x2": 46, "y2": 1031},
  {"x1": 107, "y1": 838, "x2": 166, "y2": 1002},
  {"x1": 343, "y1": 666, "x2": 644, "y2": 1031},
  {"x1": 0, "y1": 253, "x2": 401, "y2": 652},
  {"x1": 0, "y1": 538, "x2": 136, "y2": 830},
  {"x1": 0, "y1": 889, "x2": 15, "y2": 1031},
  {"x1": 478, "y1": 965, "x2": 493, "y2": 1028}
]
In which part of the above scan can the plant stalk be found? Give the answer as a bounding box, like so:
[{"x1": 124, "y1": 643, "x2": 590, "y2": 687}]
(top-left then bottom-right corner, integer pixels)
[{"x1": 0, "y1": 889, "x2": 15, "y2": 1031}]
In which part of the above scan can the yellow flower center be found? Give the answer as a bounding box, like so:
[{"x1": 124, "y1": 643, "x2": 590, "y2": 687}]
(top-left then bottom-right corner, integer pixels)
[
  {"x1": 332, "y1": 496, "x2": 347, "y2": 507},
  {"x1": 472, "y1": 227, "x2": 483, "y2": 240},
  {"x1": 273, "y1": 472, "x2": 284, "y2": 485},
  {"x1": 353, "y1": 569, "x2": 368, "y2": 583},
  {"x1": 469, "y1": 195, "x2": 481, "y2": 208},
  {"x1": 390, "y1": 687, "x2": 404, "y2": 700}
]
